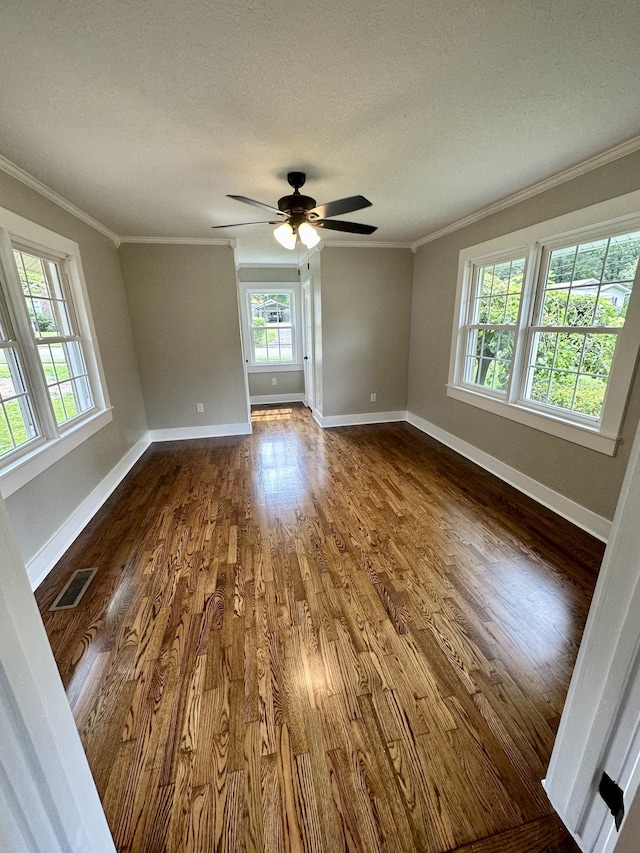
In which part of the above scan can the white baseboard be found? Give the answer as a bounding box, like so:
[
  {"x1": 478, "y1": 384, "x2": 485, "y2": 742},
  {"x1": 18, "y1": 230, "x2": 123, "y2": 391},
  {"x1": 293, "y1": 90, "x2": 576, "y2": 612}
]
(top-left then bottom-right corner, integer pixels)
[
  {"x1": 27, "y1": 409, "x2": 610, "y2": 591},
  {"x1": 315, "y1": 410, "x2": 408, "y2": 428},
  {"x1": 26, "y1": 433, "x2": 151, "y2": 589},
  {"x1": 406, "y1": 411, "x2": 611, "y2": 542},
  {"x1": 250, "y1": 394, "x2": 305, "y2": 405},
  {"x1": 148, "y1": 422, "x2": 252, "y2": 441}
]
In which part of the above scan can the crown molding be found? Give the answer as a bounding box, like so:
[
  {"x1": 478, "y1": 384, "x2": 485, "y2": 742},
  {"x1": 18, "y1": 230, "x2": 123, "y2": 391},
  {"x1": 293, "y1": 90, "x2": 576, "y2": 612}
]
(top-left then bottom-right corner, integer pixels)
[
  {"x1": 327, "y1": 240, "x2": 413, "y2": 249},
  {"x1": 412, "y1": 133, "x2": 640, "y2": 251},
  {"x1": 0, "y1": 154, "x2": 120, "y2": 246},
  {"x1": 118, "y1": 236, "x2": 232, "y2": 245}
]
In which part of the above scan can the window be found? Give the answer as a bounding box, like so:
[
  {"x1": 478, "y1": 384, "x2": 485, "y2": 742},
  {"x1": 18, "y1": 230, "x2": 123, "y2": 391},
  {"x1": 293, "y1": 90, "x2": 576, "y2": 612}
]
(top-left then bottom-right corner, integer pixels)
[
  {"x1": 0, "y1": 206, "x2": 111, "y2": 494},
  {"x1": 239, "y1": 284, "x2": 302, "y2": 371},
  {"x1": 13, "y1": 248, "x2": 94, "y2": 425},
  {"x1": 462, "y1": 255, "x2": 526, "y2": 393},
  {"x1": 249, "y1": 292, "x2": 294, "y2": 364},
  {"x1": 448, "y1": 192, "x2": 640, "y2": 455}
]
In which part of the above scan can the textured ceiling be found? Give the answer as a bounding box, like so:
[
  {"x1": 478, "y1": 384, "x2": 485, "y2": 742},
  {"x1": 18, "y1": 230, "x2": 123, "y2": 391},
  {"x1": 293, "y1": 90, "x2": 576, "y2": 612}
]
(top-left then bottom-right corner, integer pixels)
[{"x1": 1, "y1": 0, "x2": 639, "y2": 257}]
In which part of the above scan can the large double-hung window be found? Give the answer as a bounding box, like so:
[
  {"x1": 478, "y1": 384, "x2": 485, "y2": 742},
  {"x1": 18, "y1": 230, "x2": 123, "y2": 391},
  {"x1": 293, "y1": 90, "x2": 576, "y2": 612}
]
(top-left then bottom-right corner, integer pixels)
[
  {"x1": 0, "y1": 206, "x2": 110, "y2": 494},
  {"x1": 449, "y1": 192, "x2": 640, "y2": 454}
]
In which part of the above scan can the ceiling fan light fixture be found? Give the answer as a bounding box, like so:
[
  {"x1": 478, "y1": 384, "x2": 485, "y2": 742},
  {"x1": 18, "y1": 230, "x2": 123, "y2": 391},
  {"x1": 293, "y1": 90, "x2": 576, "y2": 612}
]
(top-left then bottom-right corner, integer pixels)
[
  {"x1": 298, "y1": 221, "x2": 321, "y2": 249},
  {"x1": 273, "y1": 222, "x2": 296, "y2": 250}
]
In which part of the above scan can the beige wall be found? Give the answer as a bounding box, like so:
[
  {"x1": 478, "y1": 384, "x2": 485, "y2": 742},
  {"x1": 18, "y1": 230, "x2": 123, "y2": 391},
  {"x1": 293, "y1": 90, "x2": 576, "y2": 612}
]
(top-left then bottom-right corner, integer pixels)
[
  {"x1": 320, "y1": 247, "x2": 413, "y2": 417},
  {"x1": 0, "y1": 172, "x2": 147, "y2": 566},
  {"x1": 408, "y1": 150, "x2": 640, "y2": 521},
  {"x1": 237, "y1": 265, "x2": 299, "y2": 283},
  {"x1": 119, "y1": 243, "x2": 248, "y2": 429},
  {"x1": 248, "y1": 371, "x2": 304, "y2": 397}
]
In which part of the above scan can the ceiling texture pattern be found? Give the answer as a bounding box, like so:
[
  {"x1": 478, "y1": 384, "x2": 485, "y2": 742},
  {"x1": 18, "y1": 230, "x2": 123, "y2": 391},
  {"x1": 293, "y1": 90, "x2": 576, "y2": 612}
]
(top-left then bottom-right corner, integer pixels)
[{"x1": 1, "y1": 0, "x2": 639, "y2": 257}]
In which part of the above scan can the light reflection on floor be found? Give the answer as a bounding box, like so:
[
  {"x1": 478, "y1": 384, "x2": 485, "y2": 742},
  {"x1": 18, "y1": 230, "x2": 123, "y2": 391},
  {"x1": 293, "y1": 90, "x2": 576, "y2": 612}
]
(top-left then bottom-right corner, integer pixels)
[
  {"x1": 251, "y1": 406, "x2": 294, "y2": 422},
  {"x1": 251, "y1": 407, "x2": 306, "y2": 505}
]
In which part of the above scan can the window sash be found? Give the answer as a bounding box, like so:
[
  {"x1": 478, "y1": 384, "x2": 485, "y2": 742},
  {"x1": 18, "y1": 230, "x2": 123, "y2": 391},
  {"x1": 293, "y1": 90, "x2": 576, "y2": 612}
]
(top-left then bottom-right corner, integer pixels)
[
  {"x1": 12, "y1": 247, "x2": 96, "y2": 430},
  {"x1": 0, "y1": 340, "x2": 40, "y2": 459},
  {"x1": 245, "y1": 289, "x2": 298, "y2": 366},
  {"x1": 459, "y1": 252, "x2": 528, "y2": 398},
  {"x1": 450, "y1": 209, "x2": 640, "y2": 450}
]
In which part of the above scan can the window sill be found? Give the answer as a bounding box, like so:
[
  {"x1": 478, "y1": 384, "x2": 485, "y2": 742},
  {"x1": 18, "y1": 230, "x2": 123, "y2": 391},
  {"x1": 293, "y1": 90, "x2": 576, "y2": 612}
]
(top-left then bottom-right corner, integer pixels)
[
  {"x1": 247, "y1": 364, "x2": 304, "y2": 373},
  {"x1": 0, "y1": 408, "x2": 114, "y2": 499},
  {"x1": 446, "y1": 385, "x2": 619, "y2": 455}
]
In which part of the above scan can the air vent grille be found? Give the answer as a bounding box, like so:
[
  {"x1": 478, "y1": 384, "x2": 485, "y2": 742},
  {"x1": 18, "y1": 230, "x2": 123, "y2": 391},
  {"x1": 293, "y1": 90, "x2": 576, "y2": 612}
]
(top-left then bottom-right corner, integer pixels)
[{"x1": 49, "y1": 567, "x2": 98, "y2": 611}]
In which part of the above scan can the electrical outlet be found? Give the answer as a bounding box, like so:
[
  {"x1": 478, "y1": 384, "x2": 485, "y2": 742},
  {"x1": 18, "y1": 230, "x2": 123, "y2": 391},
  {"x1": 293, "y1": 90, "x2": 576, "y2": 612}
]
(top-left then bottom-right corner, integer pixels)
[
  {"x1": 196, "y1": 403, "x2": 204, "y2": 413},
  {"x1": 272, "y1": 378, "x2": 277, "y2": 385},
  {"x1": 370, "y1": 392, "x2": 377, "y2": 402}
]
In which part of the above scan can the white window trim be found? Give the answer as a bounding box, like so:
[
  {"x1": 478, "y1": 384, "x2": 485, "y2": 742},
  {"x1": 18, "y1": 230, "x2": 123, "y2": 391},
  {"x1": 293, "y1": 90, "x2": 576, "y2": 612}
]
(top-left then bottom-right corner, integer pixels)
[
  {"x1": 238, "y1": 282, "x2": 303, "y2": 373},
  {"x1": 447, "y1": 189, "x2": 640, "y2": 456},
  {"x1": 0, "y1": 206, "x2": 112, "y2": 498}
]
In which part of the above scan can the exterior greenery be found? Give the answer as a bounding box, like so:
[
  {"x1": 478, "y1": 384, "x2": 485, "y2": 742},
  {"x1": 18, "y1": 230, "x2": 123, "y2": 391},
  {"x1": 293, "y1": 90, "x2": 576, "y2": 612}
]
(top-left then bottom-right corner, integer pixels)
[{"x1": 467, "y1": 232, "x2": 639, "y2": 420}]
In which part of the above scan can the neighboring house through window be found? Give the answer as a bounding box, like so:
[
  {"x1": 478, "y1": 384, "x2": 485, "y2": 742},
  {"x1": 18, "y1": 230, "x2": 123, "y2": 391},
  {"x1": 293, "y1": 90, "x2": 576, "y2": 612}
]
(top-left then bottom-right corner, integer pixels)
[{"x1": 448, "y1": 191, "x2": 640, "y2": 455}]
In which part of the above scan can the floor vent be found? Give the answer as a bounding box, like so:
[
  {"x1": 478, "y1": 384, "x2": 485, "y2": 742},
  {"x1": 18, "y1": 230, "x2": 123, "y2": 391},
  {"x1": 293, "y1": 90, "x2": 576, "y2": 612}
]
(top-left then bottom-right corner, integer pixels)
[{"x1": 49, "y1": 567, "x2": 98, "y2": 611}]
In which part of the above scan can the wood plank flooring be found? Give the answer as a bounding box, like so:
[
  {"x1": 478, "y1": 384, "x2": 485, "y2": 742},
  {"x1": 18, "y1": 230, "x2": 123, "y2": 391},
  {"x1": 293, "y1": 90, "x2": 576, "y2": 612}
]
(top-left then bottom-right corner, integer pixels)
[{"x1": 36, "y1": 404, "x2": 603, "y2": 852}]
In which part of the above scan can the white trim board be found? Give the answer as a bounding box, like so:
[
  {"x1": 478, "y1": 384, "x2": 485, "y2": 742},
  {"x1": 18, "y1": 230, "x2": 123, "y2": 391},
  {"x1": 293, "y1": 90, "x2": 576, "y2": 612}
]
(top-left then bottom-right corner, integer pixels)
[
  {"x1": 148, "y1": 422, "x2": 252, "y2": 442},
  {"x1": 250, "y1": 394, "x2": 305, "y2": 405},
  {"x1": 315, "y1": 411, "x2": 408, "y2": 428},
  {"x1": 543, "y1": 410, "x2": 640, "y2": 851},
  {"x1": 406, "y1": 411, "x2": 611, "y2": 542},
  {"x1": 25, "y1": 433, "x2": 151, "y2": 589}
]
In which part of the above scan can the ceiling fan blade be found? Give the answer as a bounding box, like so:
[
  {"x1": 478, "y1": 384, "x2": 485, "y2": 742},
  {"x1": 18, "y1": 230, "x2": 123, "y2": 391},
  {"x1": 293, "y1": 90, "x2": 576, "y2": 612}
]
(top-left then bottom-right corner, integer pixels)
[
  {"x1": 211, "y1": 220, "x2": 282, "y2": 229},
  {"x1": 315, "y1": 219, "x2": 377, "y2": 234},
  {"x1": 309, "y1": 195, "x2": 372, "y2": 219},
  {"x1": 227, "y1": 195, "x2": 283, "y2": 215}
]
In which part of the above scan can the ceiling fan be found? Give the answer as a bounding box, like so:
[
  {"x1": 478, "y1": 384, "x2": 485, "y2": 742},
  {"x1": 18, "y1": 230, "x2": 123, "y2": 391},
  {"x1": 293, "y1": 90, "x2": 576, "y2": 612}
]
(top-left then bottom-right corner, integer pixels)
[{"x1": 212, "y1": 171, "x2": 377, "y2": 250}]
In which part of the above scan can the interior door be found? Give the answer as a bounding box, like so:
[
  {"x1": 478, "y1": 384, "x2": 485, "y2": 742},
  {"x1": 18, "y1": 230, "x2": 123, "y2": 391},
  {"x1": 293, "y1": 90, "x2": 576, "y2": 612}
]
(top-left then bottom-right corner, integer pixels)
[{"x1": 302, "y1": 278, "x2": 314, "y2": 410}]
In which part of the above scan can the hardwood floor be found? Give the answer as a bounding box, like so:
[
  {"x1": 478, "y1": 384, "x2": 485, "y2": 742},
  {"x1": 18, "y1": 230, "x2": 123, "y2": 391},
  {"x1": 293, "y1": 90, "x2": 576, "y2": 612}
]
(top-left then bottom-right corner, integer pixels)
[{"x1": 36, "y1": 404, "x2": 603, "y2": 852}]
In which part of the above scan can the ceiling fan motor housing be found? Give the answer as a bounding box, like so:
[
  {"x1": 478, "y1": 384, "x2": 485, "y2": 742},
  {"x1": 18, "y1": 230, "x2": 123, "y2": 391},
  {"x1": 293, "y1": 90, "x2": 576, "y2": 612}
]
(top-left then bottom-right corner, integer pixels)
[
  {"x1": 278, "y1": 171, "x2": 317, "y2": 220},
  {"x1": 277, "y1": 194, "x2": 317, "y2": 213}
]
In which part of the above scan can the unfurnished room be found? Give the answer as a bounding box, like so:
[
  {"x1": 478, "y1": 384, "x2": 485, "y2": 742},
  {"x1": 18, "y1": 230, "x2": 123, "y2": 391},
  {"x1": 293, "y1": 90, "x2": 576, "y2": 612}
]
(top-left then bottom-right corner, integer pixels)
[{"x1": 1, "y1": 2, "x2": 640, "y2": 852}]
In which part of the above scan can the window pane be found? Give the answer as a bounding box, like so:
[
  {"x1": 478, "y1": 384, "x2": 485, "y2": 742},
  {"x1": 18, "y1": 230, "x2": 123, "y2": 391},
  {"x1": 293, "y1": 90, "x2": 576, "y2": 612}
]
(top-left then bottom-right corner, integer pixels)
[
  {"x1": 528, "y1": 230, "x2": 640, "y2": 421},
  {"x1": 464, "y1": 329, "x2": 514, "y2": 392},
  {"x1": 526, "y1": 331, "x2": 617, "y2": 419},
  {"x1": 0, "y1": 347, "x2": 38, "y2": 458},
  {"x1": 38, "y1": 340, "x2": 93, "y2": 424},
  {"x1": 464, "y1": 258, "x2": 523, "y2": 393},
  {"x1": 13, "y1": 250, "x2": 72, "y2": 337},
  {"x1": 253, "y1": 327, "x2": 293, "y2": 363},
  {"x1": 542, "y1": 232, "x2": 640, "y2": 328},
  {"x1": 250, "y1": 293, "x2": 291, "y2": 326},
  {"x1": 471, "y1": 258, "x2": 524, "y2": 324}
]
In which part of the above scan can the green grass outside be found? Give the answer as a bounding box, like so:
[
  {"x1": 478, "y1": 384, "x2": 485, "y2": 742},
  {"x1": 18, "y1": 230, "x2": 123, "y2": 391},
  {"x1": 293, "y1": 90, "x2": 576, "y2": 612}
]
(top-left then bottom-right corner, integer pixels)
[
  {"x1": 0, "y1": 358, "x2": 71, "y2": 384},
  {"x1": 0, "y1": 393, "x2": 78, "y2": 457}
]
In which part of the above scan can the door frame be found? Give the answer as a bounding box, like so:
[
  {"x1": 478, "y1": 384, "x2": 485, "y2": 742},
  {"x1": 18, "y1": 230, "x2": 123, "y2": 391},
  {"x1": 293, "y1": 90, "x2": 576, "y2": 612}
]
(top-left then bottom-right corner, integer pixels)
[{"x1": 301, "y1": 275, "x2": 315, "y2": 410}]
